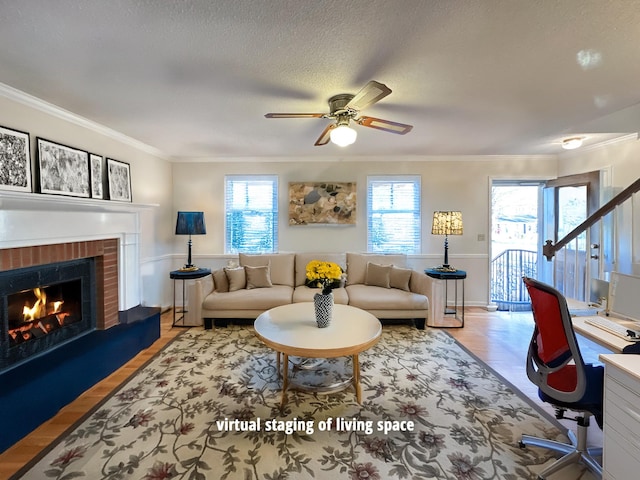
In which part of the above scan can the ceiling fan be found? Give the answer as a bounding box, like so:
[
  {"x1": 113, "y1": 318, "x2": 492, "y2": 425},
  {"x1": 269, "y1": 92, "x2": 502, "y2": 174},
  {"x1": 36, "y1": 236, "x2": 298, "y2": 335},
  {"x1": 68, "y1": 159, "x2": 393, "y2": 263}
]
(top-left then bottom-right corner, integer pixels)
[{"x1": 264, "y1": 80, "x2": 413, "y2": 147}]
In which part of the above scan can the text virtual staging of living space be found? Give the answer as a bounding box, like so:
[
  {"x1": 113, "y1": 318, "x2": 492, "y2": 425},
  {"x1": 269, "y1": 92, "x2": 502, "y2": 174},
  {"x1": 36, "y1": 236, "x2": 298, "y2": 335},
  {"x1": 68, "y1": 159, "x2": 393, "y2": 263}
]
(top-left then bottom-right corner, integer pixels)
[{"x1": 216, "y1": 416, "x2": 415, "y2": 436}]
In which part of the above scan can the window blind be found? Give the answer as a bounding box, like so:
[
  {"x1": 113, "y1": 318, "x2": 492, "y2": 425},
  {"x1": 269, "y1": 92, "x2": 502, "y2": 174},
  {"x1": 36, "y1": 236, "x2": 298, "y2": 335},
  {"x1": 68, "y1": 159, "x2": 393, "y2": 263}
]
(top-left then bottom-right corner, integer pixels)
[
  {"x1": 225, "y1": 175, "x2": 278, "y2": 253},
  {"x1": 367, "y1": 176, "x2": 421, "y2": 253}
]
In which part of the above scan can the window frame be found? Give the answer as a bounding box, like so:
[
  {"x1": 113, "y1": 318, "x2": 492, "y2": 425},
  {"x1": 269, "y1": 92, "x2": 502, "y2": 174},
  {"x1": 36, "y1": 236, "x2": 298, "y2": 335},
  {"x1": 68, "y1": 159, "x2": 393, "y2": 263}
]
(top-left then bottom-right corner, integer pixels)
[
  {"x1": 224, "y1": 175, "x2": 279, "y2": 254},
  {"x1": 367, "y1": 175, "x2": 422, "y2": 254}
]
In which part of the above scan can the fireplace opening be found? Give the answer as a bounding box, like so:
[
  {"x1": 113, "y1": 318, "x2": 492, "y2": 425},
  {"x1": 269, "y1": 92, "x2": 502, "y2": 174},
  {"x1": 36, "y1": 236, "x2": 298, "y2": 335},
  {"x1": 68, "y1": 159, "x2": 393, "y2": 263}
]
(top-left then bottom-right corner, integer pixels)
[
  {"x1": 1, "y1": 258, "x2": 97, "y2": 371},
  {"x1": 8, "y1": 280, "x2": 83, "y2": 347}
]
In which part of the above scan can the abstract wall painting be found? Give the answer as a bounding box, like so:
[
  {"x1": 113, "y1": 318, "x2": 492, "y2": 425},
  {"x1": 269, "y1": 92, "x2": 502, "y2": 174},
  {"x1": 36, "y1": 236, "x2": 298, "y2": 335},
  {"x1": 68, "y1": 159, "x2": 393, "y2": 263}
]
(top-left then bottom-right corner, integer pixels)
[
  {"x1": 289, "y1": 182, "x2": 356, "y2": 225},
  {"x1": 0, "y1": 125, "x2": 32, "y2": 192},
  {"x1": 37, "y1": 138, "x2": 90, "y2": 198},
  {"x1": 107, "y1": 158, "x2": 132, "y2": 202}
]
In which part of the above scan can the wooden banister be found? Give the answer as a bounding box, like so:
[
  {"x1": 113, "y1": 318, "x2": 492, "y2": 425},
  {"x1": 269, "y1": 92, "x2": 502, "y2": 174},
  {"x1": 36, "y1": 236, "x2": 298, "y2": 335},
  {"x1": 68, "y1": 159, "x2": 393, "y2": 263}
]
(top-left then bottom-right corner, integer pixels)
[{"x1": 543, "y1": 177, "x2": 640, "y2": 260}]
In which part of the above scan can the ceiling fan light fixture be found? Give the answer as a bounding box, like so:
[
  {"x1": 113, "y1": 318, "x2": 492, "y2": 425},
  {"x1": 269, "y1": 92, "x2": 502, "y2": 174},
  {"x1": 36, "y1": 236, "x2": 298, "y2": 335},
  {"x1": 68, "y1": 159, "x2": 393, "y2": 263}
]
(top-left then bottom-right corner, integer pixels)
[
  {"x1": 562, "y1": 137, "x2": 585, "y2": 150},
  {"x1": 330, "y1": 124, "x2": 357, "y2": 147}
]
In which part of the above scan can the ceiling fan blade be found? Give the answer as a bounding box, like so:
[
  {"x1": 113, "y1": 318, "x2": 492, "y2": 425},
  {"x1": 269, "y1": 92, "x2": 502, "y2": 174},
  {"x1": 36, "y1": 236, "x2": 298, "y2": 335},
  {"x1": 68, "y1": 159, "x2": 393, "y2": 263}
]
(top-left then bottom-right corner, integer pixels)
[
  {"x1": 314, "y1": 124, "x2": 335, "y2": 146},
  {"x1": 265, "y1": 113, "x2": 325, "y2": 118},
  {"x1": 357, "y1": 116, "x2": 413, "y2": 135},
  {"x1": 345, "y1": 81, "x2": 392, "y2": 111}
]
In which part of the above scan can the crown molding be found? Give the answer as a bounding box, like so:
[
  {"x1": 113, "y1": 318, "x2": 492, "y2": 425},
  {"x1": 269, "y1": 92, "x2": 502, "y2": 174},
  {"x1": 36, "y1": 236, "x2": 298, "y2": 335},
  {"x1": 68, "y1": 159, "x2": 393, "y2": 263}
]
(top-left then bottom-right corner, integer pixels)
[{"x1": 0, "y1": 82, "x2": 168, "y2": 159}]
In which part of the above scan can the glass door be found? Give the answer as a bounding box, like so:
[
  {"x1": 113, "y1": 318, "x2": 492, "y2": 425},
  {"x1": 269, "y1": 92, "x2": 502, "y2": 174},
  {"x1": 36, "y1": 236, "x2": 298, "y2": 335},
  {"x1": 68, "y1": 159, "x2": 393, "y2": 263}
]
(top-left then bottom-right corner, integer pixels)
[
  {"x1": 490, "y1": 181, "x2": 543, "y2": 310},
  {"x1": 544, "y1": 171, "x2": 600, "y2": 300}
]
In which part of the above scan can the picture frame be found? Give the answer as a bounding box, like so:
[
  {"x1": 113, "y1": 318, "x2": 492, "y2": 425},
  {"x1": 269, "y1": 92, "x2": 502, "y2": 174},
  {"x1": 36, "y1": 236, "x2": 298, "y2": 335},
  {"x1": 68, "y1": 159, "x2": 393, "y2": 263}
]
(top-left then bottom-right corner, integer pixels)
[
  {"x1": 289, "y1": 182, "x2": 356, "y2": 225},
  {"x1": 37, "y1": 138, "x2": 90, "y2": 198},
  {"x1": 106, "y1": 158, "x2": 132, "y2": 202},
  {"x1": 89, "y1": 153, "x2": 104, "y2": 199},
  {"x1": 0, "y1": 125, "x2": 32, "y2": 192}
]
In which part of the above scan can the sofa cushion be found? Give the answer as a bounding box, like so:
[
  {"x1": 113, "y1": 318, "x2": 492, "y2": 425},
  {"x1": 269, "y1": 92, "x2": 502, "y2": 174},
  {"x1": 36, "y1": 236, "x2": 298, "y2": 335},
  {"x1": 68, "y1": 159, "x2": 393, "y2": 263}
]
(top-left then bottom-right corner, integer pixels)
[
  {"x1": 295, "y1": 253, "x2": 346, "y2": 287},
  {"x1": 346, "y1": 284, "x2": 429, "y2": 311},
  {"x1": 292, "y1": 286, "x2": 349, "y2": 305},
  {"x1": 390, "y1": 266, "x2": 413, "y2": 292},
  {"x1": 213, "y1": 269, "x2": 229, "y2": 292},
  {"x1": 245, "y1": 264, "x2": 272, "y2": 289},
  {"x1": 240, "y1": 253, "x2": 295, "y2": 287},
  {"x1": 365, "y1": 262, "x2": 392, "y2": 288},
  {"x1": 346, "y1": 253, "x2": 407, "y2": 285},
  {"x1": 203, "y1": 285, "x2": 293, "y2": 311},
  {"x1": 225, "y1": 267, "x2": 246, "y2": 291}
]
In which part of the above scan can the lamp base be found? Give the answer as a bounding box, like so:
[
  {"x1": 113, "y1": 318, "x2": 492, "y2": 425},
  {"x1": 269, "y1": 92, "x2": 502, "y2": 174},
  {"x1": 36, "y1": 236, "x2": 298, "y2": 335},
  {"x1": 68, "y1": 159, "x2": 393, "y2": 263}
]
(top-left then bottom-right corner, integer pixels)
[
  {"x1": 437, "y1": 236, "x2": 457, "y2": 271},
  {"x1": 180, "y1": 238, "x2": 198, "y2": 271}
]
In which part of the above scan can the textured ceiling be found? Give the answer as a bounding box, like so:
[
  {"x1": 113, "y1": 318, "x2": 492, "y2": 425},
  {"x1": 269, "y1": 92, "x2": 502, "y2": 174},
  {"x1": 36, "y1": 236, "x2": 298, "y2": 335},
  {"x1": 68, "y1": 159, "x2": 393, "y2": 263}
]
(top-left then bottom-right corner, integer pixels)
[{"x1": 1, "y1": 0, "x2": 640, "y2": 160}]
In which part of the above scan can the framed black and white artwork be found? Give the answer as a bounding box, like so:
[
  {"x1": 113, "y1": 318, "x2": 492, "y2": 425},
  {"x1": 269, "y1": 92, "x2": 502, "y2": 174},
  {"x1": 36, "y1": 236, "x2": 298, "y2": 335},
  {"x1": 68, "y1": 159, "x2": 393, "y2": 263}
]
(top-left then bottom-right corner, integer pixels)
[
  {"x1": 0, "y1": 125, "x2": 32, "y2": 192},
  {"x1": 90, "y1": 153, "x2": 104, "y2": 199},
  {"x1": 107, "y1": 158, "x2": 132, "y2": 202},
  {"x1": 37, "y1": 138, "x2": 90, "y2": 198}
]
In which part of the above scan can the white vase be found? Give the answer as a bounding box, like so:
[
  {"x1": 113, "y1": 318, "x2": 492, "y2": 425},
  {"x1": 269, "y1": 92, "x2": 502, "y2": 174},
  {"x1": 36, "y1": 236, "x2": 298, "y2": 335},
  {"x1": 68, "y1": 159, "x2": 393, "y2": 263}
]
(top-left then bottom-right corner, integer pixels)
[{"x1": 313, "y1": 292, "x2": 333, "y2": 328}]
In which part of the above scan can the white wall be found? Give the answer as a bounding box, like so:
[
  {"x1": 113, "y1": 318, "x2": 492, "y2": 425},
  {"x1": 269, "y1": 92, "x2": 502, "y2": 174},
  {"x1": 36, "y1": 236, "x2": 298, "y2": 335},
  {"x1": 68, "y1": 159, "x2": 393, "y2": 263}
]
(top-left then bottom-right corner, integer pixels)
[
  {"x1": 171, "y1": 156, "x2": 559, "y2": 306},
  {"x1": 0, "y1": 92, "x2": 174, "y2": 308}
]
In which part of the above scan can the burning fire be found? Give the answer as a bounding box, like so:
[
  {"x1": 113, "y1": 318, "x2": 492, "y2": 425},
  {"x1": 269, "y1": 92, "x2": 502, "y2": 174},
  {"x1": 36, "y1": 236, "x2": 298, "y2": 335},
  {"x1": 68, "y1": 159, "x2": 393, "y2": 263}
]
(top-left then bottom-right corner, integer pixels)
[
  {"x1": 23, "y1": 288, "x2": 46, "y2": 320},
  {"x1": 22, "y1": 288, "x2": 64, "y2": 321},
  {"x1": 10, "y1": 287, "x2": 71, "y2": 345}
]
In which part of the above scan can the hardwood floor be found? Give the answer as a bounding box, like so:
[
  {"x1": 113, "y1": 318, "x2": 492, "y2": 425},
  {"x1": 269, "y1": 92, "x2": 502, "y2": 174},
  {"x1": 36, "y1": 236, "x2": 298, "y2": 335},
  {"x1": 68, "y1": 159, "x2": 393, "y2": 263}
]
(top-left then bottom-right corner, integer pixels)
[{"x1": 0, "y1": 308, "x2": 609, "y2": 479}]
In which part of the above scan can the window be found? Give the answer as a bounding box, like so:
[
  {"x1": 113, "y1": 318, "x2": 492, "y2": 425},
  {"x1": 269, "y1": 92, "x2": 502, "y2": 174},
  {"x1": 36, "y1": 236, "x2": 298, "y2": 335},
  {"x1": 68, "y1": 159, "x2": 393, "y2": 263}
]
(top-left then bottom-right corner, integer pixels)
[
  {"x1": 367, "y1": 176, "x2": 421, "y2": 253},
  {"x1": 225, "y1": 175, "x2": 278, "y2": 253}
]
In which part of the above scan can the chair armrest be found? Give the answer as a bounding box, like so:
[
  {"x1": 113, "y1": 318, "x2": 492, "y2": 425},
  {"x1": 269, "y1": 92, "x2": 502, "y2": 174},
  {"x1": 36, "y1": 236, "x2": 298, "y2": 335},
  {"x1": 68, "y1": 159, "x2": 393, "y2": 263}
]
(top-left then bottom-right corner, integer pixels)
[{"x1": 409, "y1": 270, "x2": 429, "y2": 296}]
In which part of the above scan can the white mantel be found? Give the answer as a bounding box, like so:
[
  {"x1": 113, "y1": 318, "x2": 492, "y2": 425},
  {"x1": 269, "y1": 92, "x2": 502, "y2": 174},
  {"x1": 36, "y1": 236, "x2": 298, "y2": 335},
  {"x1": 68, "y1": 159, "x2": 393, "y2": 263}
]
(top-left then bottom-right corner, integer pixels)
[{"x1": 0, "y1": 191, "x2": 158, "y2": 311}]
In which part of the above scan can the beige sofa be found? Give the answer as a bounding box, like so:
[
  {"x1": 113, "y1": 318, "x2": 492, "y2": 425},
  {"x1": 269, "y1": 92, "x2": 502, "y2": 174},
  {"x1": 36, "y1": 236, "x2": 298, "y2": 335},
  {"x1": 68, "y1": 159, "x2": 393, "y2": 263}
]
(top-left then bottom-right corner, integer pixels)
[{"x1": 196, "y1": 252, "x2": 429, "y2": 329}]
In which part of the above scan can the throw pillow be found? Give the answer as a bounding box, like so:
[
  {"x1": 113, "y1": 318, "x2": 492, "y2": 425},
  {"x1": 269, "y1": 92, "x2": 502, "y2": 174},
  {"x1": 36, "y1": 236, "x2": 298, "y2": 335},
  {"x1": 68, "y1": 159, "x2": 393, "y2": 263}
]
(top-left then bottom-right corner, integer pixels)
[
  {"x1": 245, "y1": 264, "x2": 273, "y2": 289},
  {"x1": 224, "y1": 267, "x2": 246, "y2": 292},
  {"x1": 390, "y1": 266, "x2": 412, "y2": 292},
  {"x1": 365, "y1": 262, "x2": 392, "y2": 288},
  {"x1": 213, "y1": 269, "x2": 229, "y2": 292}
]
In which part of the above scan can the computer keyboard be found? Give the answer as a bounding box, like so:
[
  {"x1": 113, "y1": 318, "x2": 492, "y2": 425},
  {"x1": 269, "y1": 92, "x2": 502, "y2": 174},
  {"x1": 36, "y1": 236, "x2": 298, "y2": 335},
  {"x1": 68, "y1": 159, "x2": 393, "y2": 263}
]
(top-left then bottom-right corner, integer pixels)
[{"x1": 584, "y1": 316, "x2": 640, "y2": 342}]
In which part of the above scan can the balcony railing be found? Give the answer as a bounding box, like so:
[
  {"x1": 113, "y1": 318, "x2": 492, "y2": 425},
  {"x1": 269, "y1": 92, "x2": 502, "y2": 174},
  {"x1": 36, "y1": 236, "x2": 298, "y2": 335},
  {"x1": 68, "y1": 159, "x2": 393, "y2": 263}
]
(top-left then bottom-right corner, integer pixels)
[{"x1": 490, "y1": 249, "x2": 537, "y2": 310}]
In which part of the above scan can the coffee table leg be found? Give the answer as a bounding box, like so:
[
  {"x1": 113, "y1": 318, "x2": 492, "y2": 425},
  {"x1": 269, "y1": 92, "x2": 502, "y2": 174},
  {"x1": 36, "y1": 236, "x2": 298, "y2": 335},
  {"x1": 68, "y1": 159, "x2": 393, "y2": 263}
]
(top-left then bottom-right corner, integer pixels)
[
  {"x1": 276, "y1": 351, "x2": 281, "y2": 378},
  {"x1": 281, "y1": 353, "x2": 289, "y2": 407},
  {"x1": 353, "y1": 354, "x2": 361, "y2": 404}
]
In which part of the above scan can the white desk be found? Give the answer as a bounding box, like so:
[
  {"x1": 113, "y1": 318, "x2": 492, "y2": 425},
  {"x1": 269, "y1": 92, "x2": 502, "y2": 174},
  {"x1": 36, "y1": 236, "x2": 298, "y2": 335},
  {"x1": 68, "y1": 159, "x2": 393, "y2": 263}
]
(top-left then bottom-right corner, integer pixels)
[
  {"x1": 571, "y1": 315, "x2": 634, "y2": 354},
  {"x1": 597, "y1": 355, "x2": 640, "y2": 480},
  {"x1": 571, "y1": 311, "x2": 640, "y2": 480}
]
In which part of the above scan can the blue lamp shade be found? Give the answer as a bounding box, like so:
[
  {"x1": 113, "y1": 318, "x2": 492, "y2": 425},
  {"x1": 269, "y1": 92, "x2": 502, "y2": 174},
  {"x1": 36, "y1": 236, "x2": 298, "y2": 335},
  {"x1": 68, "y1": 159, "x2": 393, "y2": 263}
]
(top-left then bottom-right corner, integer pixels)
[
  {"x1": 175, "y1": 211, "x2": 206, "y2": 235},
  {"x1": 175, "y1": 211, "x2": 206, "y2": 269}
]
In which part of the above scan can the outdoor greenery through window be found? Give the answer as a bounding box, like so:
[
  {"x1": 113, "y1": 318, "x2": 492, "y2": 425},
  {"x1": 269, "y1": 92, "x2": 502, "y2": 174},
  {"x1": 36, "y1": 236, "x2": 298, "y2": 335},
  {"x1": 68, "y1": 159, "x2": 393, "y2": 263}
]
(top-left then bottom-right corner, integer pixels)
[
  {"x1": 225, "y1": 175, "x2": 278, "y2": 253},
  {"x1": 367, "y1": 176, "x2": 421, "y2": 253}
]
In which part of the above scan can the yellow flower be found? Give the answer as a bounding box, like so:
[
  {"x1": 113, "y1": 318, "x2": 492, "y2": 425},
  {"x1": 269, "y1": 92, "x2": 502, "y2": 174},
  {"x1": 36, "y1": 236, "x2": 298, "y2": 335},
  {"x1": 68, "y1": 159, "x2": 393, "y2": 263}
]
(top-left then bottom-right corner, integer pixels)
[{"x1": 306, "y1": 260, "x2": 342, "y2": 293}]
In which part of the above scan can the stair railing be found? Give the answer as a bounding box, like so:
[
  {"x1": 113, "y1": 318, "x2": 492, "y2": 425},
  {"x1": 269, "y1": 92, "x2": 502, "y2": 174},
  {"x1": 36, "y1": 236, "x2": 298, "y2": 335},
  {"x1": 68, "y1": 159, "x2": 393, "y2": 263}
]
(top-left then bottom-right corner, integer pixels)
[{"x1": 543, "y1": 177, "x2": 640, "y2": 300}]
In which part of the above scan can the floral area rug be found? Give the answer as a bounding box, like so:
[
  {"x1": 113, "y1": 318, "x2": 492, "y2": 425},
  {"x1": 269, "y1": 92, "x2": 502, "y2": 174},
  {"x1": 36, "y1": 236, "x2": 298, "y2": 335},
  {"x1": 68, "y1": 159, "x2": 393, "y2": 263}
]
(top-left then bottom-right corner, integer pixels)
[{"x1": 14, "y1": 325, "x2": 570, "y2": 480}]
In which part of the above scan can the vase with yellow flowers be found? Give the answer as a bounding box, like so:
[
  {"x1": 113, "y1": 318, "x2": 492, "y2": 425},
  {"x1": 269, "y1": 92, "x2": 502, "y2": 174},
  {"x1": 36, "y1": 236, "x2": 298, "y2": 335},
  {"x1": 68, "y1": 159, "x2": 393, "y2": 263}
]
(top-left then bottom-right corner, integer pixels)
[{"x1": 305, "y1": 260, "x2": 343, "y2": 327}]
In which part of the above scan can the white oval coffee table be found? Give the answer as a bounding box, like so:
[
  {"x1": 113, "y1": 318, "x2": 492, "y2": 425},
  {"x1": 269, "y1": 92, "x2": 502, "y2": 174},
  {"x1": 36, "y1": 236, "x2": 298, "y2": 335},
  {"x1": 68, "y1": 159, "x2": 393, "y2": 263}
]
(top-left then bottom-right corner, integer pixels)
[{"x1": 254, "y1": 302, "x2": 382, "y2": 407}]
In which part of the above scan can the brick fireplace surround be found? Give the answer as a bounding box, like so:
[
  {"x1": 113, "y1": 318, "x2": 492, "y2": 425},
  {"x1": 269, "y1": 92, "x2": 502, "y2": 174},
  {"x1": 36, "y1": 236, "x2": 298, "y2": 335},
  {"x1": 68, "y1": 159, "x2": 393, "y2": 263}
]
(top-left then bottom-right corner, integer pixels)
[{"x1": 0, "y1": 238, "x2": 119, "y2": 330}]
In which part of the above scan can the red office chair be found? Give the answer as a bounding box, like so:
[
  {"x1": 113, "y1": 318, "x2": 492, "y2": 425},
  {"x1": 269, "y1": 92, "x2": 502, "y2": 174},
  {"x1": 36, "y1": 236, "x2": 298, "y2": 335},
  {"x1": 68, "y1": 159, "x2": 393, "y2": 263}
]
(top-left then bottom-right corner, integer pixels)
[{"x1": 520, "y1": 277, "x2": 603, "y2": 479}]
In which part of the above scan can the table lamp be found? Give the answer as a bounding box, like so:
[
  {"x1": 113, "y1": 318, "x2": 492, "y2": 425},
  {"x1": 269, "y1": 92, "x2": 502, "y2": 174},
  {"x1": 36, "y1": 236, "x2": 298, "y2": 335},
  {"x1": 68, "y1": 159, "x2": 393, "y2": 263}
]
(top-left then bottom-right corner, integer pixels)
[
  {"x1": 431, "y1": 211, "x2": 463, "y2": 271},
  {"x1": 175, "y1": 211, "x2": 206, "y2": 270}
]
